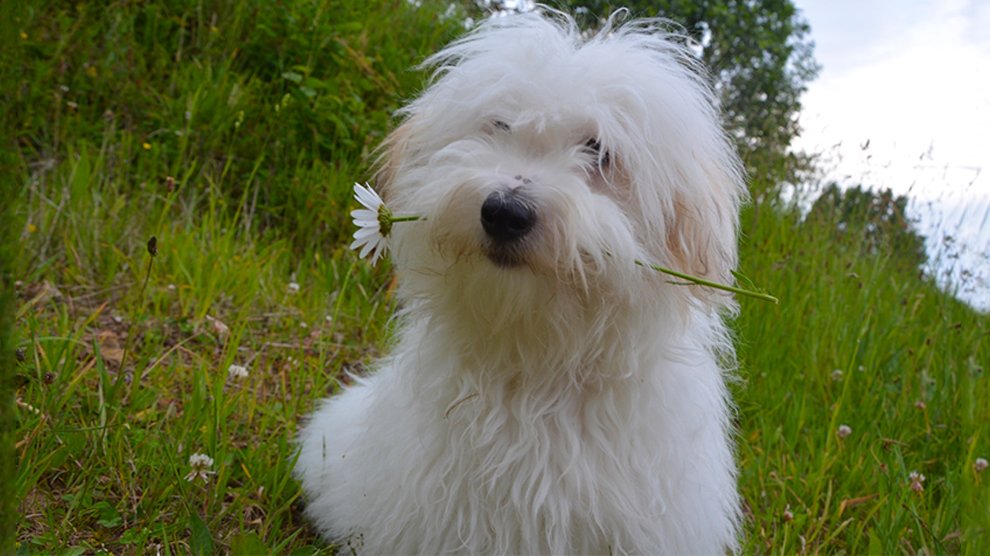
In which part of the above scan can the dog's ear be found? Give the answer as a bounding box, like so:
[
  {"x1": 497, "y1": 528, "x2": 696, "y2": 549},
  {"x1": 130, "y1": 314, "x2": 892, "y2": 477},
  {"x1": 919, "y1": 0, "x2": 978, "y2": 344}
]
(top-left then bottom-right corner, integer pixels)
[
  {"x1": 665, "y1": 160, "x2": 745, "y2": 305},
  {"x1": 372, "y1": 117, "x2": 419, "y2": 203}
]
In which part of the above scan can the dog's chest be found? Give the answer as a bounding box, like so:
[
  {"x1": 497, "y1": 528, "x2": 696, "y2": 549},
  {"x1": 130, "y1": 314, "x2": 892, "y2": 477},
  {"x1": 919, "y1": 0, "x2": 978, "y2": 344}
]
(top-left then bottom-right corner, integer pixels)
[{"x1": 413, "y1": 386, "x2": 658, "y2": 541}]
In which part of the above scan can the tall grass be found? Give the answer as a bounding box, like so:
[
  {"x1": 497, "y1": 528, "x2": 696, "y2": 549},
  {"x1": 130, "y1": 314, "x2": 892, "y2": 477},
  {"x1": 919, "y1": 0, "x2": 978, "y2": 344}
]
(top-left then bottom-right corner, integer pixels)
[
  {"x1": 9, "y1": 1, "x2": 459, "y2": 552},
  {"x1": 736, "y1": 191, "x2": 989, "y2": 552},
  {"x1": 7, "y1": 1, "x2": 988, "y2": 553}
]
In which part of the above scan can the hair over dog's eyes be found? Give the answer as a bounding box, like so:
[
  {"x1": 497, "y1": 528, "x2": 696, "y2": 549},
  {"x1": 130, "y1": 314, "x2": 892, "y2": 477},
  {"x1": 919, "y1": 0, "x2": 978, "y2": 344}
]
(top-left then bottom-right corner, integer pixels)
[
  {"x1": 584, "y1": 138, "x2": 611, "y2": 169},
  {"x1": 492, "y1": 120, "x2": 511, "y2": 132}
]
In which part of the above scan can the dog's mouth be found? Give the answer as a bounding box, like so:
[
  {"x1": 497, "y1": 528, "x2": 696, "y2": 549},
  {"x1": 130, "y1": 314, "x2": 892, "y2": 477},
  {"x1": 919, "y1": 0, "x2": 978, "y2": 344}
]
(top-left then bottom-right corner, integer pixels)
[{"x1": 484, "y1": 242, "x2": 527, "y2": 268}]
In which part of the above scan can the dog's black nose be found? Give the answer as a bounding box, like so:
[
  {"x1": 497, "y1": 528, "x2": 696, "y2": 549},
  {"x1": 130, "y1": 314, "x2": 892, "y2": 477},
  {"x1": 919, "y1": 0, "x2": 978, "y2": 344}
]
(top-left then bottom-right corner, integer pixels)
[{"x1": 481, "y1": 190, "x2": 536, "y2": 243}]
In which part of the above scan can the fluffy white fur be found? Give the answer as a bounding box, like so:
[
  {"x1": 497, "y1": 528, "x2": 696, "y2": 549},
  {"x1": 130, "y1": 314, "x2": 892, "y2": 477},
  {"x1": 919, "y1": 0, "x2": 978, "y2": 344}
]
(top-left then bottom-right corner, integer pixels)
[{"x1": 296, "y1": 10, "x2": 747, "y2": 555}]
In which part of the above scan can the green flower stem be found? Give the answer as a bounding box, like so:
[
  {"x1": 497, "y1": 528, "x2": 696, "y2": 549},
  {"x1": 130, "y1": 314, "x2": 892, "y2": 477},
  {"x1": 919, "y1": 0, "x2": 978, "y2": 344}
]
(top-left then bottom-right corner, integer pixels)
[
  {"x1": 635, "y1": 260, "x2": 779, "y2": 304},
  {"x1": 377, "y1": 209, "x2": 421, "y2": 238},
  {"x1": 379, "y1": 214, "x2": 776, "y2": 304}
]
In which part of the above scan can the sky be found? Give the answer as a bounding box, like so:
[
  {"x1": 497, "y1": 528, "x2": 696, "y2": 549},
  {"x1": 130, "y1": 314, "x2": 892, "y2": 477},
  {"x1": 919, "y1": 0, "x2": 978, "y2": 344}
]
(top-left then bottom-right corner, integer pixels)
[{"x1": 792, "y1": 0, "x2": 990, "y2": 310}]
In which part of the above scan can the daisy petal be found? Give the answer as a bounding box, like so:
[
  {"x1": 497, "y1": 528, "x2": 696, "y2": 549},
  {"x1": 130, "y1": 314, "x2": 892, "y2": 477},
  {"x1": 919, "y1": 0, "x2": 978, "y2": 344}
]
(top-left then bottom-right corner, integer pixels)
[
  {"x1": 353, "y1": 217, "x2": 380, "y2": 227},
  {"x1": 353, "y1": 183, "x2": 382, "y2": 210},
  {"x1": 370, "y1": 244, "x2": 385, "y2": 264},
  {"x1": 351, "y1": 208, "x2": 378, "y2": 221},
  {"x1": 353, "y1": 227, "x2": 380, "y2": 240},
  {"x1": 359, "y1": 239, "x2": 376, "y2": 259}
]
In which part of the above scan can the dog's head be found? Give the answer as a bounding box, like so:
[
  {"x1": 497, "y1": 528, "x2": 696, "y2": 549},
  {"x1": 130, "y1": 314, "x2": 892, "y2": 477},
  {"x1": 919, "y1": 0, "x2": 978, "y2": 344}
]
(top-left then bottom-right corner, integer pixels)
[{"x1": 377, "y1": 11, "x2": 746, "y2": 320}]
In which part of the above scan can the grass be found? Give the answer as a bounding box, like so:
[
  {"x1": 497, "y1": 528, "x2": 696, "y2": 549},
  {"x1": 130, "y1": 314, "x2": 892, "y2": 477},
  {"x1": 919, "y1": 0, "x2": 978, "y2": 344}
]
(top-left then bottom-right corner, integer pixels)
[
  {"x1": 735, "y1": 193, "x2": 990, "y2": 553},
  {"x1": 7, "y1": 1, "x2": 989, "y2": 554}
]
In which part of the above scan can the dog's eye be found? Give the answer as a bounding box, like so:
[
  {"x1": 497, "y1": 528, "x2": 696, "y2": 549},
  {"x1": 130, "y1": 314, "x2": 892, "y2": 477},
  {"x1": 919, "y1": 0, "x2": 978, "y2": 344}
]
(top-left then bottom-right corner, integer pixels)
[
  {"x1": 584, "y1": 138, "x2": 611, "y2": 169},
  {"x1": 492, "y1": 120, "x2": 511, "y2": 132}
]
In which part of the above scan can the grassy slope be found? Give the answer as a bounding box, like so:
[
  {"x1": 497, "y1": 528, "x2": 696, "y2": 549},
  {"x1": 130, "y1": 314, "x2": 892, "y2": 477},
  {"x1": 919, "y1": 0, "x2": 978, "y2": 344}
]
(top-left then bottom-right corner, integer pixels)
[
  {"x1": 9, "y1": 1, "x2": 989, "y2": 554},
  {"x1": 736, "y1": 195, "x2": 989, "y2": 553}
]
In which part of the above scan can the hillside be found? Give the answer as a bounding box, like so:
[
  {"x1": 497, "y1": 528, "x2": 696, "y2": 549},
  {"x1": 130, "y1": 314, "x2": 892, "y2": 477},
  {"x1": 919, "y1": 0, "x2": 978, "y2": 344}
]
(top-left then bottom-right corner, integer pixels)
[{"x1": 5, "y1": 1, "x2": 988, "y2": 553}]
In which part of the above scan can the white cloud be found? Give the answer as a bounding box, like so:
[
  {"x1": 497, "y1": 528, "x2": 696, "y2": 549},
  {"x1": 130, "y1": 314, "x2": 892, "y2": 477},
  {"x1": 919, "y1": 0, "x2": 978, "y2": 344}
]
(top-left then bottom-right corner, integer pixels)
[{"x1": 794, "y1": 0, "x2": 990, "y2": 310}]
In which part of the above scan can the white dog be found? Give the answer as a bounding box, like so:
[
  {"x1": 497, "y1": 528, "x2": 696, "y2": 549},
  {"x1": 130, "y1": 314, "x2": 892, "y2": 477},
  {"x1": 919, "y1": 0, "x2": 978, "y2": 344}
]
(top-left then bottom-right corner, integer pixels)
[{"x1": 296, "y1": 10, "x2": 746, "y2": 555}]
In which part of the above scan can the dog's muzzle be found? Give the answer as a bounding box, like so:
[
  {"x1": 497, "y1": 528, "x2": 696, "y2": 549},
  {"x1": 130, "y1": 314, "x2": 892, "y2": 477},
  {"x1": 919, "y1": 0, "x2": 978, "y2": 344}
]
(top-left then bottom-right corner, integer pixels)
[{"x1": 480, "y1": 188, "x2": 536, "y2": 266}]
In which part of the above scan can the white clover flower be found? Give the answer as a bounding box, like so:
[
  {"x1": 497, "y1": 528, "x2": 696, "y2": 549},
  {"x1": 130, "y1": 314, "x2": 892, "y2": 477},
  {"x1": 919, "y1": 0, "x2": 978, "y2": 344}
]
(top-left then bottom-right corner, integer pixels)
[
  {"x1": 837, "y1": 424, "x2": 852, "y2": 439},
  {"x1": 288, "y1": 281, "x2": 300, "y2": 293},
  {"x1": 228, "y1": 364, "x2": 249, "y2": 380},
  {"x1": 908, "y1": 471, "x2": 925, "y2": 493},
  {"x1": 975, "y1": 457, "x2": 988, "y2": 473},
  {"x1": 350, "y1": 183, "x2": 389, "y2": 265},
  {"x1": 185, "y1": 452, "x2": 215, "y2": 482},
  {"x1": 831, "y1": 369, "x2": 843, "y2": 382},
  {"x1": 189, "y1": 453, "x2": 213, "y2": 467}
]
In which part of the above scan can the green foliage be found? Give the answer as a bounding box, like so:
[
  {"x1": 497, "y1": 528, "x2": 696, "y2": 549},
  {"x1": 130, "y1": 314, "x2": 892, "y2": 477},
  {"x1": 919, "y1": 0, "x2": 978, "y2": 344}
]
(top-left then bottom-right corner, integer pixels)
[
  {"x1": 807, "y1": 183, "x2": 929, "y2": 272},
  {"x1": 538, "y1": 0, "x2": 820, "y2": 191},
  {"x1": 1, "y1": 3, "x2": 27, "y2": 550},
  {"x1": 11, "y1": 0, "x2": 464, "y2": 251}
]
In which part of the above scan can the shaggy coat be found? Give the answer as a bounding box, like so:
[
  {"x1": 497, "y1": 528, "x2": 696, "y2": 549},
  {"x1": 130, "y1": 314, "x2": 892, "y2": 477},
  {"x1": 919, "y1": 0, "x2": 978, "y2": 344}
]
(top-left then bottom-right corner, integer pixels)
[{"x1": 296, "y1": 10, "x2": 746, "y2": 555}]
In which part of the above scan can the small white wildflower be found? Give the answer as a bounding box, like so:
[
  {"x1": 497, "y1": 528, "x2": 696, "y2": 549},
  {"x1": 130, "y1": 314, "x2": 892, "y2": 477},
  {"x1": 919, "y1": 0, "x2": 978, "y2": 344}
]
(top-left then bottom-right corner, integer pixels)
[
  {"x1": 908, "y1": 471, "x2": 925, "y2": 493},
  {"x1": 288, "y1": 281, "x2": 300, "y2": 293},
  {"x1": 16, "y1": 398, "x2": 42, "y2": 415},
  {"x1": 350, "y1": 183, "x2": 389, "y2": 265},
  {"x1": 185, "y1": 453, "x2": 215, "y2": 482},
  {"x1": 837, "y1": 424, "x2": 852, "y2": 439},
  {"x1": 206, "y1": 314, "x2": 230, "y2": 341},
  {"x1": 228, "y1": 364, "x2": 249, "y2": 380},
  {"x1": 189, "y1": 453, "x2": 213, "y2": 466},
  {"x1": 831, "y1": 369, "x2": 843, "y2": 382},
  {"x1": 975, "y1": 458, "x2": 988, "y2": 473}
]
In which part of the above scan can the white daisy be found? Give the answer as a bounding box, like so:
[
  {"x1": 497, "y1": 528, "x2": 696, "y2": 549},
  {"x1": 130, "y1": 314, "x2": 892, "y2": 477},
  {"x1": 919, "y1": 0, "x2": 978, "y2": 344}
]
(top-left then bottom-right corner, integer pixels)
[{"x1": 349, "y1": 183, "x2": 389, "y2": 265}]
